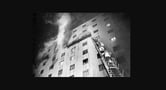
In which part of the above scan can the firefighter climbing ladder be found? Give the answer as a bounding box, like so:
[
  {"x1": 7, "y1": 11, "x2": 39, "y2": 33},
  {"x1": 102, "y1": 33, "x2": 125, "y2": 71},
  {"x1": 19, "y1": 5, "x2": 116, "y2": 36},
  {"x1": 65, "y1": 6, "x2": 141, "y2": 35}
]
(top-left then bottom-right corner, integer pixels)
[{"x1": 91, "y1": 37, "x2": 124, "y2": 77}]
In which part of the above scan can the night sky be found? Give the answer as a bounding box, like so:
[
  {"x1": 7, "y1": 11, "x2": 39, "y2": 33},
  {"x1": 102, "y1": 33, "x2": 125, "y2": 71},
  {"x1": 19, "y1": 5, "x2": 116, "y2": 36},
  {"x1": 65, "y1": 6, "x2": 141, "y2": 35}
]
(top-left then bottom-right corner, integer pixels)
[{"x1": 32, "y1": 12, "x2": 59, "y2": 66}]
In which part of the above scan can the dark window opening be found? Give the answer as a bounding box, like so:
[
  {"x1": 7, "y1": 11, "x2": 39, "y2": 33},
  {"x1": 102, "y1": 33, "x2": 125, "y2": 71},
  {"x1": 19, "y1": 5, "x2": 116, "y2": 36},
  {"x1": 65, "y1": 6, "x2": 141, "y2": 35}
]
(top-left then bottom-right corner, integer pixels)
[
  {"x1": 99, "y1": 64, "x2": 104, "y2": 71},
  {"x1": 97, "y1": 53, "x2": 101, "y2": 59},
  {"x1": 82, "y1": 42, "x2": 87, "y2": 46},
  {"x1": 92, "y1": 19, "x2": 96, "y2": 22},
  {"x1": 43, "y1": 61, "x2": 47, "y2": 66},
  {"x1": 49, "y1": 64, "x2": 54, "y2": 70},
  {"x1": 61, "y1": 52, "x2": 65, "y2": 57},
  {"x1": 58, "y1": 69, "x2": 63, "y2": 76},
  {"x1": 52, "y1": 55, "x2": 56, "y2": 61},
  {"x1": 83, "y1": 49, "x2": 88, "y2": 55},
  {"x1": 93, "y1": 29, "x2": 99, "y2": 33},
  {"x1": 82, "y1": 24, "x2": 86, "y2": 27},
  {"x1": 92, "y1": 23, "x2": 97, "y2": 27},
  {"x1": 40, "y1": 69, "x2": 44, "y2": 74},
  {"x1": 42, "y1": 54, "x2": 49, "y2": 60},
  {"x1": 108, "y1": 29, "x2": 113, "y2": 33},
  {"x1": 83, "y1": 58, "x2": 88, "y2": 65},
  {"x1": 104, "y1": 17, "x2": 109, "y2": 21},
  {"x1": 73, "y1": 35, "x2": 76, "y2": 38},
  {"x1": 70, "y1": 56, "x2": 74, "y2": 61},
  {"x1": 83, "y1": 69, "x2": 89, "y2": 77},
  {"x1": 70, "y1": 64, "x2": 75, "y2": 70},
  {"x1": 73, "y1": 29, "x2": 77, "y2": 33},
  {"x1": 48, "y1": 74, "x2": 52, "y2": 77},
  {"x1": 71, "y1": 46, "x2": 76, "y2": 53},
  {"x1": 83, "y1": 30, "x2": 87, "y2": 33}
]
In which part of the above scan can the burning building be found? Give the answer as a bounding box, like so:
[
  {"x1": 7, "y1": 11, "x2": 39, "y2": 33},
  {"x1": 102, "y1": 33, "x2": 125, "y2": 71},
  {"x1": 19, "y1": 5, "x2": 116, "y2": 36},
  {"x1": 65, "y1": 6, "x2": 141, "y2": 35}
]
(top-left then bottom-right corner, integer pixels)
[{"x1": 34, "y1": 13, "x2": 129, "y2": 77}]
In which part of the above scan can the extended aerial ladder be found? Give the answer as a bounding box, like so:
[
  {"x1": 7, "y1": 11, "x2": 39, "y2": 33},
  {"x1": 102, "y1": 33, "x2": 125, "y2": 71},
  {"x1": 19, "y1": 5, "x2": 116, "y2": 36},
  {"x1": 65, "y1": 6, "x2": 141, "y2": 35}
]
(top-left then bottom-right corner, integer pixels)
[{"x1": 91, "y1": 37, "x2": 124, "y2": 77}]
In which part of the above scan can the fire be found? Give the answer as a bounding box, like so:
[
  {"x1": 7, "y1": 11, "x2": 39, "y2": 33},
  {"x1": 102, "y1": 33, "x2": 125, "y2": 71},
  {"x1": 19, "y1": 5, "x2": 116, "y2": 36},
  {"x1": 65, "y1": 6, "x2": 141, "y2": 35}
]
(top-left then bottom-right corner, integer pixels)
[
  {"x1": 37, "y1": 13, "x2": 72, "y2": 59},
  {"x1": 56, "y1": 13, "x2": 71, "y2": 48}
]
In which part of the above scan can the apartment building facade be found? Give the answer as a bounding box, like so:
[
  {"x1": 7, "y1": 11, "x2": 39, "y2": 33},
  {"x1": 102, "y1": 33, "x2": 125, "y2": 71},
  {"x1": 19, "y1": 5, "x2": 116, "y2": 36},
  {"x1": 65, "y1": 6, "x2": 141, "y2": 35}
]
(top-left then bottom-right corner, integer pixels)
[{"x1": 36, "y1": 13, "x2": 118, "y2": 77}]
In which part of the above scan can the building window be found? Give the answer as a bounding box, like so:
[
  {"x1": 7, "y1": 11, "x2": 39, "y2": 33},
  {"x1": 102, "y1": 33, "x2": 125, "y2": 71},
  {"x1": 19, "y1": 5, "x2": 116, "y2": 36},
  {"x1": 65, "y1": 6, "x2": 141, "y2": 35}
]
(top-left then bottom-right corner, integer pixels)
[
  {"x1": 70, "y1": 64, "x2": 75, "y2": 70},
  {"x1": 93, "y1": 29, "x2": 99, "y2": 33},
  {"x1": 40, "y1": 69, "x2": 44, "y2": 74},
  {"x1": 92, "y1": 18, "x2": 96, "y2": 22},
  {"x1": 83, "y1": 58, "x2": 88, "y2": 65},
  {"x1": 83, "y1": 69, "x2": 89, "y2": 77},
  {"x1": 99, "y1": 64, "x2": 104, "y2": 71},
  {"x1": 82, "y1": 24, "x2": 86, "y2": 28},
  {"x1": 104, "y1": 17, "x2": 109, "y2": 21},
  {"x1": 108, "y1": 29, "x2": 113, "y2": 33},
  {"x1": 58, "y1": 69, "x2": 63, "y2": 76},
  {"x1": 59, "y1": 60, "x2": 64, "y2": 66},
  {"x1": 71, "y1": 46, "x2": 76, "y2": 53},
  {"x1": 73, "y1": 34, "x2": 77, "y2": 39},
  {"x1": 49, "y1": 64, "x2": 54, "y2": 70},
  {"x1": 52, "y1": 55, "x2": 56, "y2": 61},
  {"x1": 42, "y1": 54, "x2": 49, "y2": 60},
  {"x1": 70, "y1": 56, "x2": 74, "y2": 61},
  {"x1": 82, "y1": 42, "x2": 87, "y2": 46},
  {"x1": 43, "y1": 61, "x2": 47, "y2": 66},
  {"x1": 73, "y1": 29, "x2": 77, "y2": 33},
  {"x1": 97, "y1": 53, "x2": 101, "y2": 59},
  {"x1": 61, "y1": 52, "x2": 65, "y2": 57},
  {"x1": 83, "y1": 49, "x2": 88, "y2": 55},
  {"x1": 82, "y1": 30, "x2": 87, "y2": 33},
  {"x1": 48, "y1": 74, "x2": 52, "y2": 77},
  {"x1": 92, "y1": 23, "x2": 97, "y2": 27}
]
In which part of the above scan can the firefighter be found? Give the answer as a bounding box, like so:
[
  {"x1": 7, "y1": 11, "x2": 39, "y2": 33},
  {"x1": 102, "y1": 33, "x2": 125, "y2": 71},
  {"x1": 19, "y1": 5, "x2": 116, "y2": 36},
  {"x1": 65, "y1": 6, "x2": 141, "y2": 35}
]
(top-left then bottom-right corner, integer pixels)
[
  {"x1": 99, "y1": 46, "x2": 105, "y2": 56},
  {"x1": 104, "y1": 51, "x2": 110, "y2": 62},
  {"x1": 100, "y1": 42, "x2": 104, "y2": 47}
]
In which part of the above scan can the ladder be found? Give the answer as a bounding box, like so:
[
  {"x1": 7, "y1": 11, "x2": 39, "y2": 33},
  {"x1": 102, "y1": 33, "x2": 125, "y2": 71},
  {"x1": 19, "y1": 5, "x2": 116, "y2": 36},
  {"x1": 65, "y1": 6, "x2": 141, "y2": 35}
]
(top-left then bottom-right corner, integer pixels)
[{"x1": 91, "y1": 37, "x2": 123, "y2": 77}]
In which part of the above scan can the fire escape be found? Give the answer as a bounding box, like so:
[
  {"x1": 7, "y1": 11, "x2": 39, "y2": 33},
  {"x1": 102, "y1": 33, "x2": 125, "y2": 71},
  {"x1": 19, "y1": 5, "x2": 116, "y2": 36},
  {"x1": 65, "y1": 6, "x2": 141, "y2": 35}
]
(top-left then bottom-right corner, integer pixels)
[{"x1": 92, "y1": 37, "x2": 124, "y2": 77}]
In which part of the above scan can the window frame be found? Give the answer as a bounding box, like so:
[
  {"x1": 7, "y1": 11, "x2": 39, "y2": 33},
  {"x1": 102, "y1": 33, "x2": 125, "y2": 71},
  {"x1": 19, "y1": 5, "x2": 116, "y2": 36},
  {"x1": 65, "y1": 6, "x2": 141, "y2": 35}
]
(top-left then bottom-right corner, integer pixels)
[
  {"x1": 40, "y1": 69, "x2": 44, "y2": 74},
  {"x1": 70, "y1": 64, "x2": 75, "y2": 70},
  {"x1": 83, "y1": 69, "x2": 89, "y2": 77},
  {"x1": 83, "y1": 58, "x2": 88, "y2": 65},
  {"x1": 61, "y1": 52, "x2": 65, "y2": 57},
  {"x1": 92, "y1": 23, "x2": 97, "y2": 27},
  {"x1": 93, "y1": 29, "x2": 99, "y2": 33},
  {"x1": 82, "y1": 41, "x2": 87, "y2": 46},
  {"x1": 83, "y1": 49, "x2": 88, "y2": 55},
  {"x1": 73, "y1": 34, "x2": 77, "y2": 39},
  {"x1": 70, "y1": 56, "x2": 74, "y2": 61},
  {"x1": 99, "y1": 64, "x2": 104, "y2": 71},
  {"x1": 82, "y1": 29, "x2": 87, "y2": 33},
  {"x1": 82, "y1": 24, "x2": 86, "y2": 28},
  {"x1": 73, "y1": 29, "x2": 77, "y2": 33},
  {"x1": 92, "y1": 18, "x2": 96, "y2": 22},
  {"x1": 58, "y1": 69, "x2": 63, "y2": 76}
]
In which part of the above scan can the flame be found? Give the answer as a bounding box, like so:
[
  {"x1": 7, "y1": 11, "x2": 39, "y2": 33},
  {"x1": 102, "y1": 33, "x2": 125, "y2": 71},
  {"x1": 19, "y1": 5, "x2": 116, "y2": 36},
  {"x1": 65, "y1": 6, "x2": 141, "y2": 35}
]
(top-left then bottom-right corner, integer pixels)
[{"x1": 37, "y1": 13, "x2": 71, "y2": 59}]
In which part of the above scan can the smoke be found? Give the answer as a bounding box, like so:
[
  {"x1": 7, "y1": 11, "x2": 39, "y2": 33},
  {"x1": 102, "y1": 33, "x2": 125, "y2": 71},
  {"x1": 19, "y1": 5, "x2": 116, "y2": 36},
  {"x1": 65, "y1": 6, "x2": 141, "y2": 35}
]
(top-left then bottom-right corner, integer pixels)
[
  {"x1": 37, "y1": 13, "x2": 72, "y2": 60},
  {"x1": 56, "y1": 13, "x2": 72, "y2": 48}
]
